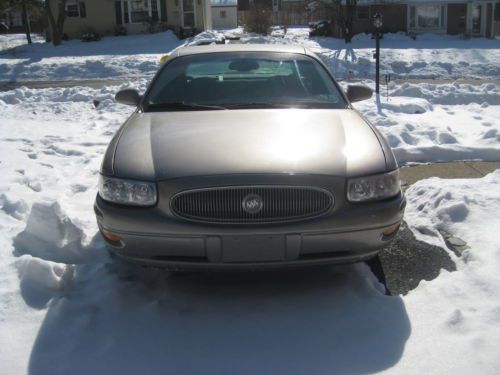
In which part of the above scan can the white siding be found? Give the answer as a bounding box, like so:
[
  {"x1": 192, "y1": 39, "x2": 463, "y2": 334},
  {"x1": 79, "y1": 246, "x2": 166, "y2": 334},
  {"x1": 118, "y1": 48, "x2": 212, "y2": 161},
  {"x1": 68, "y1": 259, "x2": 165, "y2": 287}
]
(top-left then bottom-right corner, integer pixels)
[{"x1": 211, "y1": 6, "x2": 237, "y2": 28}]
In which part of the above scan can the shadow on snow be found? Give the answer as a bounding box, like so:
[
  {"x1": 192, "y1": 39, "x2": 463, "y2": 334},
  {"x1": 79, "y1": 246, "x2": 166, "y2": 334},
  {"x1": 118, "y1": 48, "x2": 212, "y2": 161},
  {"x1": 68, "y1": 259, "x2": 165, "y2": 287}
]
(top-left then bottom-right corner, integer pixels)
[{"x1": 25, "y1": 245, "x2": 411, "y2": 375}]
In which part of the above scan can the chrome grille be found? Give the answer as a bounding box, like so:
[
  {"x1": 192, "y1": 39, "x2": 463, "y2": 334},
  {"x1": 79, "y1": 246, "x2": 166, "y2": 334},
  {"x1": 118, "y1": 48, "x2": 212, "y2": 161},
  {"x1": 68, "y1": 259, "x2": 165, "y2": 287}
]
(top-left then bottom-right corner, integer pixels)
[{"x1": 171, "y1": 186, "x2": 334, "y2": 224}]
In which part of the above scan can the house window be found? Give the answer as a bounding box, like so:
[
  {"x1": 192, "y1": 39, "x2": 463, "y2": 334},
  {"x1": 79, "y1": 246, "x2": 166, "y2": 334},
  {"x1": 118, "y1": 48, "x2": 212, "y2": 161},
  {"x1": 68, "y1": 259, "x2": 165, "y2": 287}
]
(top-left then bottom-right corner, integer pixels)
[
  {"x1": 118, "y1": 0, "x2": 162, "y2": 24},
  {"x1": 151, "y1": 0, "x2": 159, "y2": 21},
  {"x1": 409, "y1": 5, "x2": 445, "y2": 29},
  {"x1": 123, "y1": 0, "x2": 130, "y2": 23},
  {"x1": 131, "y1": 0, "x2": 149, "y2": 22},
  {"x1": 66, "y1": 2, "x2": 86, "y2": 18},
  {"x1": 182, "y1": 0, "x2": 195, "y2": 27},
  {"x1": 356, "y1": 6, "x2": 369, "y2": 21},
  {"x1": 220, "y1": 10, "x2": 227, "y2": 18}
]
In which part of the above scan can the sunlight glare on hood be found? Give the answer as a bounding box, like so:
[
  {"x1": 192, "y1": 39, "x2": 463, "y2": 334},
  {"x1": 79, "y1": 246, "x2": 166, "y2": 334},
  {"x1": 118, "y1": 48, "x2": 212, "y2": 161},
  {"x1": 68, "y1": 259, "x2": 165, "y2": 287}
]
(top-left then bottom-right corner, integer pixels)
[{"x1": 266, "y1": 109, "x2": 323, "y2": 163}]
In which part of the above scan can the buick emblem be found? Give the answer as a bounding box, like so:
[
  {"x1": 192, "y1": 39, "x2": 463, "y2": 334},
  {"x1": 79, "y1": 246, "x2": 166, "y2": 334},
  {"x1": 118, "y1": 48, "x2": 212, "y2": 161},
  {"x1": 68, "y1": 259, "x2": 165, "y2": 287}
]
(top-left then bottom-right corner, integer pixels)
[{"x1": 242, "y1": 194, "x2": 263, "y2": 214}]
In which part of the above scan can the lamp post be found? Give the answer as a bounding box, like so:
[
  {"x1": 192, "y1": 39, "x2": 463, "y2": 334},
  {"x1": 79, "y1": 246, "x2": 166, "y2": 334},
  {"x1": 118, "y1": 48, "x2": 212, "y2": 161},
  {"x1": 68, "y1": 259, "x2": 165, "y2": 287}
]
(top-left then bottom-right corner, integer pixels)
[{"x1": 373, "y1": 13, "x2": 383, "y2": 94}]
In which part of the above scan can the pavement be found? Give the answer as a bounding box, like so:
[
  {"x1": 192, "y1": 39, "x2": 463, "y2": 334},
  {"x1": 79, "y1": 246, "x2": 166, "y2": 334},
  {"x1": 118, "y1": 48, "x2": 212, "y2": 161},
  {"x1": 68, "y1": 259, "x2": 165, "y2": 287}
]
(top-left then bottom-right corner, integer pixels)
[
  {"x1": 400, "y1": 161, "x2": 500, "y2": 186},
  {"x1": 2, "y1": 77, "x2": 500, "y2": 91},
  {"x1": 0, "y1": 78, "x2": 134, "y2": 91}
]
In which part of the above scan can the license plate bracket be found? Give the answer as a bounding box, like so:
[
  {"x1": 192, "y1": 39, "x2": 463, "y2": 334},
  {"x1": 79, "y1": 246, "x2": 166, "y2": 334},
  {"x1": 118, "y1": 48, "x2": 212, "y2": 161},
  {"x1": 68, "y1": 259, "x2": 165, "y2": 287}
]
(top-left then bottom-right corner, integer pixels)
[{"x1": 222, "y1": 236, "x2": 285, "y2": 263}]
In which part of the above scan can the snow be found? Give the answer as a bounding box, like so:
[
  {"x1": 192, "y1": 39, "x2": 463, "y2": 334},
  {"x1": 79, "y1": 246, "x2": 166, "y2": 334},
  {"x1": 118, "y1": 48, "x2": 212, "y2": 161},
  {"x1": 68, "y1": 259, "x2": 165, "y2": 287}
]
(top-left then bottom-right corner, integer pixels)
[
  {"x1": 238, "y1": 28, "x2": 500, "y2": 80},
  {"x1": 352, "y1": 81, "x2": 500, "y2": 164},
  {"x1": 392, "y1": 171, "x2": 500, "y2": 374},
  {"x1": 2, "y1": 28, "x2": 500, "y2": 82},
  {"x1": 1, "y1": 28, "x2": 500, "y2": 374},
  {"x1": 0, "y1": 32, "x2": 182, "y2": 81},
  {"x1": 0, "y1": 34, "x2": 45, "y2": 52},
  {"x1": 1, "y1": 78, "x2": 500, "y2": 374}
]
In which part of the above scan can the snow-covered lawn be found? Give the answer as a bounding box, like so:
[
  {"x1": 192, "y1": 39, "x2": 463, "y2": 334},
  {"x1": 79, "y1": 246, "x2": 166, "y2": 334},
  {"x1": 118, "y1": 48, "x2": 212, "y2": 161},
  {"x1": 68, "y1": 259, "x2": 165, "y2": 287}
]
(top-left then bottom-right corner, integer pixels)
[
  {"x1": 352, "y1": 81, "x2": 500, "y2": 164},
  {"x1": 0, "y1": 32, "x2": 182, "y2": 81},
  {"x1": 1, "y1": 29, "x2": 500, "y2": 81},
  {"x1": 0, "y1": 33, "x2": 45, "y2": 52}
]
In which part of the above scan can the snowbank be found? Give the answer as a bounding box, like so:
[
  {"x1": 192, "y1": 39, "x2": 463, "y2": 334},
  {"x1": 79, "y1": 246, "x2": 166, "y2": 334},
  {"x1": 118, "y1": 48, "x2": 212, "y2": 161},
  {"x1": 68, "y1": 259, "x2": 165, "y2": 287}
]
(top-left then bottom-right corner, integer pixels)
[
  {"x1": 352, "y1": 81, "x2": 500, "y2": 164},
  {"x1": 13, "y1": 202, "x2": 87, "y2": 264},
  {"x1": 390, "y1": 171, "x2": 500, "y2": 374}
]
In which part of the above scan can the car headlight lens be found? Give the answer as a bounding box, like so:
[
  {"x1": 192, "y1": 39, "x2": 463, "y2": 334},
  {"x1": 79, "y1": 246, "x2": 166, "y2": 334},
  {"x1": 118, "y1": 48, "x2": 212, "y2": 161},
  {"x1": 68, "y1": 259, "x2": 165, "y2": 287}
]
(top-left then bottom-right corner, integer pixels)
[
  {"x1": 347, "y1": 169, "x2": 401, "y2": 202},
  {"x1": 98, "y1": 175, "x2": 157, "y2": 206}
]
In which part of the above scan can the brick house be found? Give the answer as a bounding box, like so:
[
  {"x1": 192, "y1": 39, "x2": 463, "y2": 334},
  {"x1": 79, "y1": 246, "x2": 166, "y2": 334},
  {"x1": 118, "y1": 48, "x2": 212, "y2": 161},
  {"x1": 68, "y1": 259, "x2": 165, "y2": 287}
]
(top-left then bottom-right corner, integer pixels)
[
  {"x1": 239, "y1": 0, "x2": 500, "y2": 37},
  {"x1": 349, "y1": 0, "x2": 500, "y2": 38}
]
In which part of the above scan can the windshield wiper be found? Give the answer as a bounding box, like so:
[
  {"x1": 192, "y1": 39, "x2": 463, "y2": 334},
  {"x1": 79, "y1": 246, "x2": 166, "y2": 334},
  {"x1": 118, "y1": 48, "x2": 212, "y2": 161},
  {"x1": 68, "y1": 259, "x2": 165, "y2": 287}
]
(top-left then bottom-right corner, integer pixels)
[
  {"x1": 224, "y1": 102, "x2": 312, "y2": 109},
  {"x1": 147, "y1": 102, "x2": 227, "y2": 110}
]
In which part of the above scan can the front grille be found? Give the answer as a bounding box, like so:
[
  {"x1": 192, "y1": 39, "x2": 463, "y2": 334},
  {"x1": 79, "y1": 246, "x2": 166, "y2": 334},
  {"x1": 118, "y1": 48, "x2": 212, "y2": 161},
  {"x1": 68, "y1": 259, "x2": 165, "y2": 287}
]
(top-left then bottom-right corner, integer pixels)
[{"x1": 171, "y1": 186, "x2": 334, "y2": 224}]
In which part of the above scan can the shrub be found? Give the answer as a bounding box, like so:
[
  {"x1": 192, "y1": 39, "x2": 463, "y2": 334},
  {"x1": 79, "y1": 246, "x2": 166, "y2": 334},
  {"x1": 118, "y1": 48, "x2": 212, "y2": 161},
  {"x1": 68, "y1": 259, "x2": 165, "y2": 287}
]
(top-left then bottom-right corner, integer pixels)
[{"x1": 244, "y1": 5, "x2": 273, "y2": 35}]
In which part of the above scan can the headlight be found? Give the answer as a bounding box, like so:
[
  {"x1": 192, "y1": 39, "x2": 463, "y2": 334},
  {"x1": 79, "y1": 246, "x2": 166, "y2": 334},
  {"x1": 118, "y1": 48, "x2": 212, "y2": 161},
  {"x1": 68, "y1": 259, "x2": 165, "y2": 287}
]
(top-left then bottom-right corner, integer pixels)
[
  {"x1": 98, "y1": 175, "x2": 157, "y2": 206},
  {"x1": 347, "y1": 170, "x2": 400, "y2": 202}
]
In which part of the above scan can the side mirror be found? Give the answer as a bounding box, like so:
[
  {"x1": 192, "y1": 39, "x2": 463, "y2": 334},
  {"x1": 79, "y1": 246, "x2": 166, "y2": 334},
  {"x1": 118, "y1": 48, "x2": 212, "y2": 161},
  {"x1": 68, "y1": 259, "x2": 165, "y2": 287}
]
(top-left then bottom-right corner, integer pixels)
[
  {"x1": 346, "y1": 85, "x2": 373, "y2": 103},
  {"x1": 115, "y1": 89, "x2": 142, "y2": 106}
]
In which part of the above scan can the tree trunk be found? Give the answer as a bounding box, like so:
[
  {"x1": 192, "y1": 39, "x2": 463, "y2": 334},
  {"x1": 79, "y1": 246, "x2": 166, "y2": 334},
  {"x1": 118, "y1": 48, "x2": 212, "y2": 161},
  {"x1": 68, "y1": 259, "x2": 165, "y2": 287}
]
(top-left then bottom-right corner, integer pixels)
[
  {"x1": 344, "y1": 20, "x2": 353, "y2": 43},
  {"x1": 338, "y1": 0, "x2": 357, "y2": 43},
  {"x1": 21, "y1": 0, "x2": 32, "y2": 44},
  {"x1": 45, "y1": 0, "x2": 68, "y2": 46}
]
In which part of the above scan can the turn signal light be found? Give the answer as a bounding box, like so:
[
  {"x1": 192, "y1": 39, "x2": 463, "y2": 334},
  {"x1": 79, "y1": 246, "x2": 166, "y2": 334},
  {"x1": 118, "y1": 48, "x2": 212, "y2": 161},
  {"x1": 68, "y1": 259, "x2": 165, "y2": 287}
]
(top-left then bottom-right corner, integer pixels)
[
  {"x1": 382, "y1": 223, "x2": 400, "y2": 237},
  {"x1": 100, "y1": 229, "x2": 122, "y2": 243}
]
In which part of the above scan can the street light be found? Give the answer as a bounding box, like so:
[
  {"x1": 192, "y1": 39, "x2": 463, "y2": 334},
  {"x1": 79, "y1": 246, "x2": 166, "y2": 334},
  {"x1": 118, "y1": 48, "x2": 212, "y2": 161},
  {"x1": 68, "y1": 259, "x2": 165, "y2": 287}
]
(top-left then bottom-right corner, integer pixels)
[{"x1": 373, "y1": 13, "x2": 383, "y2": 94}]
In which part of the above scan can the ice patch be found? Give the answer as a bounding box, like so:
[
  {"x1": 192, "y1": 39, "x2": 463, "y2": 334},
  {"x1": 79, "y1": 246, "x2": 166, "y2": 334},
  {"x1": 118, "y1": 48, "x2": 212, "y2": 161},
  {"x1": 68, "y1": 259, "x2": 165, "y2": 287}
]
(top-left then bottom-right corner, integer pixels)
[{"x1": 13, "y1": 202, "x2": 87, "y2": 264}]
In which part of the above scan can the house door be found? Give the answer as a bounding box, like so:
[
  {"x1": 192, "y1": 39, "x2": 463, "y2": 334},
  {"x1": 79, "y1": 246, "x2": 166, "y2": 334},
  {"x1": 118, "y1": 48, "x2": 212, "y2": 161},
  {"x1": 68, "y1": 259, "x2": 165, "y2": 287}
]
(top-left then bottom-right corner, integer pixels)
[
  {"x1": 182, "y1": 0, "x2": 195, "y2": 27},
  {"x1": 472, "y1": 4, "x2": 482, "y2": 34}
]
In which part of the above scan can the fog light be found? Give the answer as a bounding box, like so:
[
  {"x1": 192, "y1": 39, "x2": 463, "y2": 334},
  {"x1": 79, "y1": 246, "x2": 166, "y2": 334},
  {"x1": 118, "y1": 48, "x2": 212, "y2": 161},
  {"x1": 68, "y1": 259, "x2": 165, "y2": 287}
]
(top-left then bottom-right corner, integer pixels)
[
  {"x1": 382, "y1": 223, "x2": 400, "y2": 237},
  {"x1": 100, "y1": 229, "x2": 122, "y2": 244}
]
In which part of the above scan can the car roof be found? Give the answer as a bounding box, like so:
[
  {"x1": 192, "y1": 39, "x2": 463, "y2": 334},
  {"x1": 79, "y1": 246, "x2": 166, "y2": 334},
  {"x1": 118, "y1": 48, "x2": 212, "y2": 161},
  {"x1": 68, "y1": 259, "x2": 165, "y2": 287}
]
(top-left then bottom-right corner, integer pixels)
[{"x1": 174, "y1": 43, "x2": 308, "y2": 57}]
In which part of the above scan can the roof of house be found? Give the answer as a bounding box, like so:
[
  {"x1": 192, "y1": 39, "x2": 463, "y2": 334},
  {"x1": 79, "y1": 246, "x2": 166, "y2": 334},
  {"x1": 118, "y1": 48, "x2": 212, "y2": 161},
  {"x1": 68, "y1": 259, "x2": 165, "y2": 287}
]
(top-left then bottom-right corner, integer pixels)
[{"x1": 211, "y1": 0, "x2": 237, "y2": 6}]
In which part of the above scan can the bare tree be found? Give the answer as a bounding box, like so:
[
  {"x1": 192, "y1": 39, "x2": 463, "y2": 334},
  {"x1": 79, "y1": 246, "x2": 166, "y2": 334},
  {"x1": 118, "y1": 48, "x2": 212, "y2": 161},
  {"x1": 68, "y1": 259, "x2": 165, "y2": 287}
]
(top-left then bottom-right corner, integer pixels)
[
  {"x1": 307, "y1": 0, "x2": 358, "y2": 43},
  {"x1": 21, "y1": 0, "x2": 32, "y2": 43},
  {"x1": 45, "y1": 0, "x2": 68, "y2": 45}
]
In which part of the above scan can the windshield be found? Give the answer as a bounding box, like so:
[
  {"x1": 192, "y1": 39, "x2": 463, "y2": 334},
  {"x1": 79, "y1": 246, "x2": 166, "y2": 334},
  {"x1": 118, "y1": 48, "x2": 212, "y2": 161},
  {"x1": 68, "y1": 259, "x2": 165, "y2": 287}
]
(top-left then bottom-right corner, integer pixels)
[{"x1": 144, "y1": 52, "x2": 347, "y2": 110}]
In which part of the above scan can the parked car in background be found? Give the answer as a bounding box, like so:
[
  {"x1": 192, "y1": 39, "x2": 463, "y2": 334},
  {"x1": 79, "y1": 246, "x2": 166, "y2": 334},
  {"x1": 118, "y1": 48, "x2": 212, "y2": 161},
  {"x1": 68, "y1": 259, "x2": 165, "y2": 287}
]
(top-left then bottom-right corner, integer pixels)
[
  {"x1": 309, "y1": 20, "x2": 334, "y2": 37},
  {"x1": 95, "y1": 44, "x2": 405, "y2": 270}
]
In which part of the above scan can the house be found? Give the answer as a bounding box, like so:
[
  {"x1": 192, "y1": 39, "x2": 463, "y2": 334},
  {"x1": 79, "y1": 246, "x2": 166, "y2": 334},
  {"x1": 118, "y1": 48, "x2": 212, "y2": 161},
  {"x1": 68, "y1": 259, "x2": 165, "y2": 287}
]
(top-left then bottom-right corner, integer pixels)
[
  {"x1": 1, "y1": 5, "x2": 44, "y2": 34},
  {"x1": 238, "y1": 0, "x2": 500, "y2": 38},
  {"x1": 1, "y1": 7, "x2": 24, "y2": 32},
  {"x1": 50, "y1": 0, "x2": 212, "y2": 39},
  {"x1": 349, "y1": 0, "x2": 500, "y2": 38},
  {"x1": 211, "y1": 0, "x2": 238, "y2": 28}
]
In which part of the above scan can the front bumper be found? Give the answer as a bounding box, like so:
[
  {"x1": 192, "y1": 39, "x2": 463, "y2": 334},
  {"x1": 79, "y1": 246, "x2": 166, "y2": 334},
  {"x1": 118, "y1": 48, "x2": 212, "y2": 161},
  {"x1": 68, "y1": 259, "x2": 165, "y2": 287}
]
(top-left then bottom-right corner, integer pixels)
[{"x1": 94, "y1": 189, "x2": 405, "y2": 269}]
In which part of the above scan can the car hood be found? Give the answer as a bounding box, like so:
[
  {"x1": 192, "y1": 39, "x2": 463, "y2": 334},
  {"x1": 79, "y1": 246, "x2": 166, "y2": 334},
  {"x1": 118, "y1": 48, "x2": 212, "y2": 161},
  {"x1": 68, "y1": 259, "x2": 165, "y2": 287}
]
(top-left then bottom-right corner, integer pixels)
[{"x1": 110, "y1": 109, "x2": 389, "y2": 180}]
